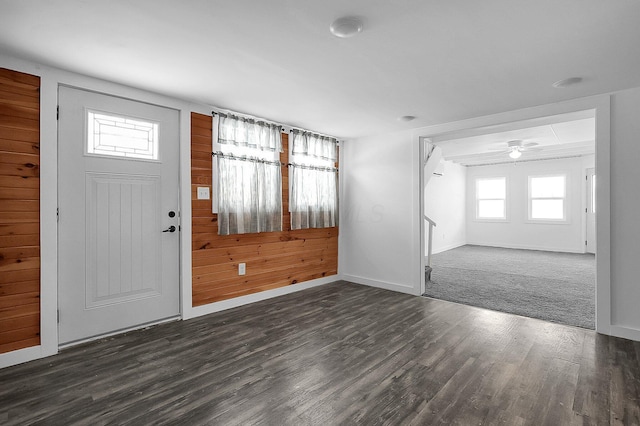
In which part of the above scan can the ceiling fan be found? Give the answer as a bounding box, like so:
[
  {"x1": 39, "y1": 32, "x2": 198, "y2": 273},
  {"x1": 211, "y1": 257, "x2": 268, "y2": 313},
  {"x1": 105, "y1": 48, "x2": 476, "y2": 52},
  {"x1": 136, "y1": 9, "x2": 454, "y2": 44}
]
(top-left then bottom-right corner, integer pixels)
[{"x1": 492, "y1": 139, "x2": 542, "y2": 159}]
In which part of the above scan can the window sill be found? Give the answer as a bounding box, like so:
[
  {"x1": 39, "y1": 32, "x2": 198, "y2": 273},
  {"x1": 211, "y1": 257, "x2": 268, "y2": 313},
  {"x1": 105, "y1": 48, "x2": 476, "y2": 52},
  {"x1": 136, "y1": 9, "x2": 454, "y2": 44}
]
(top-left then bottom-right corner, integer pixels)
[
  {"x1": 525, "y1": 219, "x2": 570, "y2": 225},
  {"x1": 474, "y1": 218, "x2": 509, "y2": 223}
]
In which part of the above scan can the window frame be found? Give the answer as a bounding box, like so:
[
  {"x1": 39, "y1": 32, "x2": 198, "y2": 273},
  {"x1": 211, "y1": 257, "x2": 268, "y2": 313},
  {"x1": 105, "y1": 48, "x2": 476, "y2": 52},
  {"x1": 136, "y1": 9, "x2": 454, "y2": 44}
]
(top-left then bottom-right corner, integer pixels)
[
  {"x1": 527, "y1": 173, "x2": 569, "y2": 223},
  {"x1": 85, "y1": 108, "x2": 161, "y2": 162},
  {"x1": 475, "y1": 176, "x2": 508, "y2": 222}
]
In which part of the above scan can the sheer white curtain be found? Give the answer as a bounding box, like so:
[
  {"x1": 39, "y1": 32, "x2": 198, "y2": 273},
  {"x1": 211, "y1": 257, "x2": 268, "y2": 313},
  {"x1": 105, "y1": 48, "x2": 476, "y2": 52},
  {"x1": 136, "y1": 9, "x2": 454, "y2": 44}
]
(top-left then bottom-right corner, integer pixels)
[
  {"x1": 291, "y1": 132, "x2": 336, "y2": 160},
  {"x1": 290, "y1": 131, "x2": 338, "y2": 230},
  {"x1": 218, "y1": 113, "x2": 281, "y2": 151},
  {"x1": 216, "y1": 114, "x2": 282, "y2": 235}
]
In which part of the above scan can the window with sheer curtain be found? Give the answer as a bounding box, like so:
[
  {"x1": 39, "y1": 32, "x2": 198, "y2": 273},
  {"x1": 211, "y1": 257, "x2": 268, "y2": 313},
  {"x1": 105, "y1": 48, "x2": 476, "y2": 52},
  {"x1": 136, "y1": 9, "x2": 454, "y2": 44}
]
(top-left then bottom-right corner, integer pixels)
[
  {"x1": 289, "y1": 131, "x2": 338, "y2": 230},
  {"x1": 215, "y1": 114, "x2": 283, "y2": 235}
]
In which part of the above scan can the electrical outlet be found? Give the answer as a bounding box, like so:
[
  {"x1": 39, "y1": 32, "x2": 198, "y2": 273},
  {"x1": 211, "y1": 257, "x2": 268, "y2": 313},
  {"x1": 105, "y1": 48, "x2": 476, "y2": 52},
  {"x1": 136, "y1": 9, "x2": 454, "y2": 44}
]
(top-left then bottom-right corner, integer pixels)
[
  {"x1": 197, "y1": 187, "x2": 210, "y2": 200},
  {"x1": 238, "y1": 263, "x2": 246, "y2": 275}
]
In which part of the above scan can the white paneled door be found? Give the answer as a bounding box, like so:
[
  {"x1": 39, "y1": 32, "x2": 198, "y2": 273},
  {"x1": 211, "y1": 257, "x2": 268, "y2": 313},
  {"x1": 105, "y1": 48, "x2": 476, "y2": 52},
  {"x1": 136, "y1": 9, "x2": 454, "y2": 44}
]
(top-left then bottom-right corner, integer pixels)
[{"x1": 58, "y1": 87, "x2": 180, "y2": 345}]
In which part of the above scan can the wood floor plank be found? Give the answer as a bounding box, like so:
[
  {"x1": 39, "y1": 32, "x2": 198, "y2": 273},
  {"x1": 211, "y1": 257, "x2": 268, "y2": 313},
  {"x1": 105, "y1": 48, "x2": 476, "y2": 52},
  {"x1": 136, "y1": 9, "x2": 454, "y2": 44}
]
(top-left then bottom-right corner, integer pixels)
[{"x1": 0, "y1": 281, "x2": 639, "y2": 425}]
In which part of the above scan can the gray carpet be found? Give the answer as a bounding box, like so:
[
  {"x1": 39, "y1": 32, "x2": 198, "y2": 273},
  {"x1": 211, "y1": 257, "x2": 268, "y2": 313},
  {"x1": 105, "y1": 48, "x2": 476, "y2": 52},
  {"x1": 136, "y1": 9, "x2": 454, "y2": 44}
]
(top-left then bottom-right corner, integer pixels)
[{"x1": 424, "y1": 245, "x2": 595, "y2": 329}]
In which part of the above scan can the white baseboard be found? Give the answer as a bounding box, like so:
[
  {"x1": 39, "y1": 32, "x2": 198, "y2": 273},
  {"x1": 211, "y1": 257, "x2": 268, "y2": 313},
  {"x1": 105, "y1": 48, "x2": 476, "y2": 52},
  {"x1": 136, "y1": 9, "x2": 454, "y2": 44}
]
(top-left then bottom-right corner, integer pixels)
[
  {"x1": 0, "y1": 345, "x2": 56, "y2": 369},
  {"x1": 183, "y1": 275, "x2": 340, "y2": 320},
  {"x1": 609, "y1": 325, "x2": 640, "y2": 342},
  {"x1": 342, "y1": 274, "x2": 419, "y2": 296},
  {"x1": 465, "y1": 241, "x2": 585, "y2": 254},
  {"x1": 431, "y1": 242, "x2": 466, "y2": 255}
]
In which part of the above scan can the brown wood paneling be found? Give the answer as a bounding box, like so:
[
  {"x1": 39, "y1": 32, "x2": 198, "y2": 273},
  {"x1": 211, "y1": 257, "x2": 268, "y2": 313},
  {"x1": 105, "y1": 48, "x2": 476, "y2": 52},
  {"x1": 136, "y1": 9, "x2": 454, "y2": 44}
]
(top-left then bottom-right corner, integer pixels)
[
  {"x1": 190, "y1": 112, "x2": 339, "y2": 306},
  {"x1": 0, "y1": 68, "x2": 40, "y2": 354}
]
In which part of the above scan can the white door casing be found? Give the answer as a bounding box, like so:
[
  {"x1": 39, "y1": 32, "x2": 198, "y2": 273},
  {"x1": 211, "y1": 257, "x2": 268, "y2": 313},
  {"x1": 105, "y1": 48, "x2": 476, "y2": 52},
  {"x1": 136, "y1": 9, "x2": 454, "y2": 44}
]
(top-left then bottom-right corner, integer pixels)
[
  {"x1": 58, "y1": 87, "x2": 180, "y2": 345},
  {"x1": 586, "y1": 167, "x2": 596, "y2": 254}
]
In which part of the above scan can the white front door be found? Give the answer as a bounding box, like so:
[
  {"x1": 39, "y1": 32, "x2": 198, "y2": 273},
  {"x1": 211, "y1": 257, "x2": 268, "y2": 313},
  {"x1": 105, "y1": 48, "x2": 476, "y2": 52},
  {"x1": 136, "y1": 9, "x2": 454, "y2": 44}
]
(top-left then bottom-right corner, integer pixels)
[
  {"x1": 58, "y1": 87, "x2": 180, "y2": 345},
  {"x1": 586, "y1": 168, "x2": 596, "y2": 254}
]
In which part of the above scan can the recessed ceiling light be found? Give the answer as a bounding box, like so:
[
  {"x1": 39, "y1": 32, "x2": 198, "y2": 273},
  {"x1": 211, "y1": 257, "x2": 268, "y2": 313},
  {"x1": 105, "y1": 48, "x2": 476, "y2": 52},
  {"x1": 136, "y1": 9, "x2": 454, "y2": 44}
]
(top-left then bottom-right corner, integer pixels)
[
  {"x1": 330, "y1": 16, "x2": 363, "y2": 38},
  {"x1": 552, "y1": 77, "x2": 583, "y2": 88},
  {"x1": 398, "y1": 115, "x2": 416, "y2": 122}
]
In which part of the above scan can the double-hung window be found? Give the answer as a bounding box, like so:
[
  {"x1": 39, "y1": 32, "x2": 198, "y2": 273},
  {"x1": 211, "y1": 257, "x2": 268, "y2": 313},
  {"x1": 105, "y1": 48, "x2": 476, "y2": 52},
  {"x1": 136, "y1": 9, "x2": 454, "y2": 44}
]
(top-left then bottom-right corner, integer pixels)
[
  {"x1": 289, "y1": 131, "x2": 338, "y2": 230},
  {"x1": 475, "y1": 177, "x2": 506, "y2": 220},
  {"x1": 214, "y1": 114, "x2": 283, "y2": 235},
  {"x1": 528, "y1": 175, "x2": 567, "y2": 221}
]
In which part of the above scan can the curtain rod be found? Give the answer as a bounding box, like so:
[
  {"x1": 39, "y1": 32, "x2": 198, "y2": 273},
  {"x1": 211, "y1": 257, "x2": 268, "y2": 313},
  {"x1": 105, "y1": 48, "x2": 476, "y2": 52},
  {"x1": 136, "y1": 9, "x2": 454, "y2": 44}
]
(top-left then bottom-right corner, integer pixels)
[
  {"x1": 289, "y1": 128, "x2": 339, "y2": 143},
  {"x1": 212, "y1": 151, "x2": 284, "y2": 166},
  {"x1": 288, "y1": 163, "x2": 338, "y2": 172},
  {"x1": 211, "y1": 109, "x2": 340, "y2": 143},
  {"x1": 211, "y1": 110, "x2": 284, "y2": 131}
]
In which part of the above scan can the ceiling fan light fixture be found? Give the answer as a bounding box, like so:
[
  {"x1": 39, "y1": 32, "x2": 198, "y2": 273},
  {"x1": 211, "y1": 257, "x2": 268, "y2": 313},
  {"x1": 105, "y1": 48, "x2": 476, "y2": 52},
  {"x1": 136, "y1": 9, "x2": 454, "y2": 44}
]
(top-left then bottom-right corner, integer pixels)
[
  {"x1": 330, "y1": 16, "x2": 363, "y2": 38},
  {"x1": 509, "y1": 149, "x2": 522, "y2": 159}
]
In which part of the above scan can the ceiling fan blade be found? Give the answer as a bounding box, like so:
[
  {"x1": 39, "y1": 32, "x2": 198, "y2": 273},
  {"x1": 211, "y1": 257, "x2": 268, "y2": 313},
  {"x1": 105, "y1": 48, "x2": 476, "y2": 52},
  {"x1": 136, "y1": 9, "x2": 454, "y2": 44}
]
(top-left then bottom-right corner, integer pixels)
[
  {"x1": 523, "y1": 142, "x2": 539, "y2": 147},
  {"x1": 524, "y1": 147, "x2": 543, "y2": 152}
]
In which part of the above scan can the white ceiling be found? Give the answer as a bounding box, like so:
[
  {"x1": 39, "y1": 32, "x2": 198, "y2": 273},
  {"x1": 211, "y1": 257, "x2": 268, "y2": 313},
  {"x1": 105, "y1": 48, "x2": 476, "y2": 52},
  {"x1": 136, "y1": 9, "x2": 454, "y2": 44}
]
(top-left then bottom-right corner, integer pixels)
[
  {"x1": 1, "y1": 0, "x2": 640, "y2": 139},
  {"x1": 435, "y1": 115, "x2": 595, "y2": 166}
]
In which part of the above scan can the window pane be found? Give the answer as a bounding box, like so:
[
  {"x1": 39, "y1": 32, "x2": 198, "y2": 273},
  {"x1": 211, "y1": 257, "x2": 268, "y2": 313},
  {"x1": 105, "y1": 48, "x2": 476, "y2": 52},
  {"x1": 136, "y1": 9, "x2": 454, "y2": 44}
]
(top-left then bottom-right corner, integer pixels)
[
  {"x1": 477, "y1": 178, "x2": 505, "y2": 199},
  {"x1": 531, "y1": 199, "x2": 564, "y2": 219},
  {"x1": 87, "y1": 111, "x2": 158, "y2": 160},
  {"x1": 531, "y1": 176, "x2": 565, "y2": 198},
  {"x1": 478, "y1": 200, "x2": 504, "y2": 219}
]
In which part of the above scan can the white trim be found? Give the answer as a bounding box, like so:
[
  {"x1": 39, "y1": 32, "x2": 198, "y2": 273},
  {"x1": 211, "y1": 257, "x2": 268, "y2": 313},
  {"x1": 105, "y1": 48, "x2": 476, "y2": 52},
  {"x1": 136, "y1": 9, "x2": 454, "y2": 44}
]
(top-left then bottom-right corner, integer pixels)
[
  {"x1": 430, "y1": 242, "x2": 467, "y2": 255},
  {"x1": 594, "y1": 96, "x2": 611, "y2": 335},
  {"x1": 414, "y1": 94, "x2": 611, "y2": 335},
  {"x1": 463, "y1": 242, "x2": 589, "y2": 254},
  {"x1": 183, "y1": 275, "x2": 340, "y2": 319},
  {"x1": 0, "y1": 346, "x2": 48, "y2": 369},
  {"x1": 419, "y1": 139, "x2": 426, "y2": 296},
  {"x1": 337, "y1": 141, "x2": 345, "y2": 277},
  {"x1": 413, "y1": 134, "x2": 424, "y2": 297},
  {"x1": 343, "y1": 274, "x2": 419, "y2": 296},
  {"x1": 609, "y1": 325, "x2": 640, "y2": 342},
  {"x1": 40, "y1": 72, "x2": 60, "y2": 362}
]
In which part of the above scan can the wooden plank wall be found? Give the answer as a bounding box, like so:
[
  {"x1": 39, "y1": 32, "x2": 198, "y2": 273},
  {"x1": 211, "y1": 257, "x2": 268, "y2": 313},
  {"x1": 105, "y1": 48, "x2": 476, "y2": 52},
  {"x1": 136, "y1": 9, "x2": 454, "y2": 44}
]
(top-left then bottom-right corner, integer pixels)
[
  {"x1": 191, "y1": 113, "x2": 338, "y2": 306},
  {"x1": 0, "y1": 68, "x2": 41, "y2": 354}
]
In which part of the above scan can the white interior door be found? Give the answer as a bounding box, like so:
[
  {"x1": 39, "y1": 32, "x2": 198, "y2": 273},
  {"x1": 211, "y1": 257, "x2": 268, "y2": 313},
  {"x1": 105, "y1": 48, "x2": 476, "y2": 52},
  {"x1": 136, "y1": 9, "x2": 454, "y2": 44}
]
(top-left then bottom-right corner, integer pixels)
[
  {"x1": 58, "y1": 87, "x2": 180, "y2": 345},
  {"x1": 586, "y1": 168, "x2": 596, "y2": 254}
]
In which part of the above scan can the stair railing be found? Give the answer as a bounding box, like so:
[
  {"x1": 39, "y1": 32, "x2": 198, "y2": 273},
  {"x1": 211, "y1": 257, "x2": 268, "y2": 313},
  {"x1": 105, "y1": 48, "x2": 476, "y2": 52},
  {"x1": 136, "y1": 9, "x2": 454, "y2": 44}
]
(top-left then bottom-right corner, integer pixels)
[{"x1": 424, "y1": 215, "x2": 436, "y2": 267}]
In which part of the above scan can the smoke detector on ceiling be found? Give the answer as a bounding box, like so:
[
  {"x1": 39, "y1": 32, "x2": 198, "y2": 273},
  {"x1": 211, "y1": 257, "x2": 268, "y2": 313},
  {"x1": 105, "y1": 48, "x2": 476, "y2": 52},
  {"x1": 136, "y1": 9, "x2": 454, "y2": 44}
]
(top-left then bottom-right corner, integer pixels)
[
  {"x1": 552, "y1": 77, "x2": 583, "y2": 88},
  {"x1": 330, "y1": 16, "x2": 363, "y2": 38}
]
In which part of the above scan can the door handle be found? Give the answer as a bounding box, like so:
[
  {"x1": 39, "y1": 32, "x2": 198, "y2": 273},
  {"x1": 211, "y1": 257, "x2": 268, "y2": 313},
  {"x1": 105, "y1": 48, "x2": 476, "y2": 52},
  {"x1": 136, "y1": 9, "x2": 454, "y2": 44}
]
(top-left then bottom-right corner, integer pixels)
[{"x1": 162, "y1": 225, "x2": 176, "y2": 233}]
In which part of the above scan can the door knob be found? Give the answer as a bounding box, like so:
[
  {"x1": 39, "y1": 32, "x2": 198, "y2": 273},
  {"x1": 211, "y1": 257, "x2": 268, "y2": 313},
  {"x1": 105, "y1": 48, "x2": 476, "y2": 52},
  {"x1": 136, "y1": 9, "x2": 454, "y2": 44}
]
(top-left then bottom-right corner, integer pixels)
[{"x1": 162, "y1": 225, "x2": 176, "y2": 233}]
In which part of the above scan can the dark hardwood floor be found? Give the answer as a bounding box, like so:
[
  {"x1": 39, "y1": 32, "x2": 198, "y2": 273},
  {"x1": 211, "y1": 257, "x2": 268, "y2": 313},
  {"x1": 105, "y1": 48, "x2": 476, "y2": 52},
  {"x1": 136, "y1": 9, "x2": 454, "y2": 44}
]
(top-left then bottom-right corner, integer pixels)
[{"x1": 1, "y1": 281, "x2": 639, "y2": 425}]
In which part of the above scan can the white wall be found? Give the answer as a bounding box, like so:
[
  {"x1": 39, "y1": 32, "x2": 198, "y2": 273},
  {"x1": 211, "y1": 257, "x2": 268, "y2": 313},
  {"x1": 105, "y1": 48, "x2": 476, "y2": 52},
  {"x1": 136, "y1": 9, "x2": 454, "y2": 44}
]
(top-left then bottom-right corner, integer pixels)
[
  {"x1": 424, "y1": 160, "x2": 466, "y2": 254},
  {"x1": 609, "y1": 87, "x2": 640, "y2": 331},
  {"x1": 466, "y1": 156, "x2": 590, "y2": 253},
  {"x1": 340, "y1": 129, "x2": 421, "y2": 295}
]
